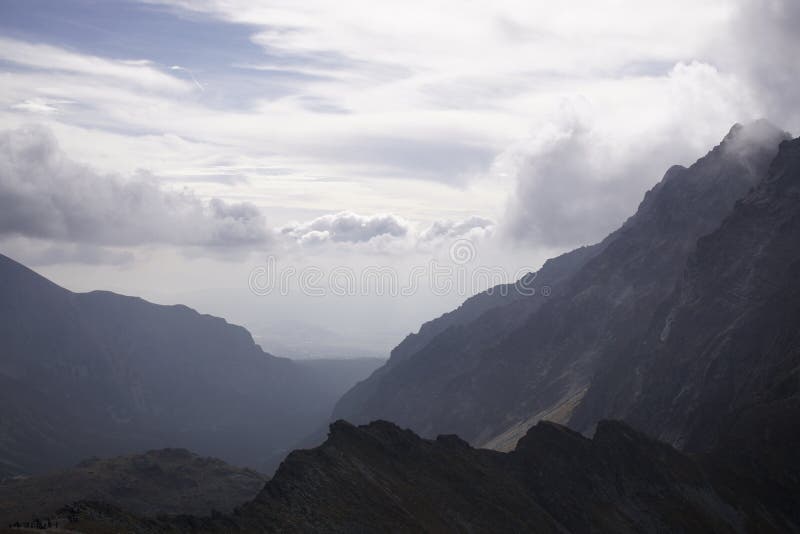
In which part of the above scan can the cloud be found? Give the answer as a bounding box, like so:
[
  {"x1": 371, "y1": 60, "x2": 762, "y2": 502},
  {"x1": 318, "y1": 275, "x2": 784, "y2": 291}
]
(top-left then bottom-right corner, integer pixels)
[
  {"x1": 149, "y1": 1, "x2": 730, "y2": 78},
  {"x1": 419, "y1": 216, "x2": 495, "y2": 242},
  {"x1": 279, "y1": 212, "x2": 498, "y2": 259},
  {"x1": 169, "y1": 65, "x2": 205, "y2": 92},
  {"x1": 0, "y1": 124, "x2": 270, "y2": 249},
  {"x1": 0, "y1": 238, "x2": 137, "y2": 267},
  {"x1": 3, "y1": 0, "x2": 799, "y2": 270},
  {"x1": 0, "y1": 37, "x2": 191, "y2": 93},
  {"x1": 715, "y1": 0, "x2": 800, "y2": 132},
  {"x1": 10, "y1": 97, "x2": 72, "y2": 114},
  {"x1": 500, "y1": 60, "x2": 762, "y2": 249},
  {"x1": 281, "y1": 211, "x2": 409, "y2": 245},
  {"x1": 503, "y1": 123, "x2": 639, "y2": 248}
]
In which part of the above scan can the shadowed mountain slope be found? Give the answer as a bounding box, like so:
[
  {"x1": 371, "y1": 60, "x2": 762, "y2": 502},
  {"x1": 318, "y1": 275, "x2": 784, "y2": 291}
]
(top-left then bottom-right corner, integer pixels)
[
  {"x1": 0, "y1": 254, "x2": 373, "y2": 476},
  {"x1": 571, "y1": 135, "x2": 800, "y2": 453},
  {"x1": 333, "y1": 121, "x2": 791, "y2": 449},
  {"x1": 55, "y1": 418, "x2": 800, "y2": 533}
]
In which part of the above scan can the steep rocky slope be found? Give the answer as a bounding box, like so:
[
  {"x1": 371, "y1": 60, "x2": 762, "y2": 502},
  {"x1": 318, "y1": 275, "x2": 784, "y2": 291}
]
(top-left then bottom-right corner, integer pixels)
[
  {"x1": 571, "y1": 135, "x2": 800, "y2": 453},
  {"x1": 333, "y1": 243, "x2": 602, "y2": 424},
  {"x1": 333, "y1": 121, "x2": 790, "y2": 448}
]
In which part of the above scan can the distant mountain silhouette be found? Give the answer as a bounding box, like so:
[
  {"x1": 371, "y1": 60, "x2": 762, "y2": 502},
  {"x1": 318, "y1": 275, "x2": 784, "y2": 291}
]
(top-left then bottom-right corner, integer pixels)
[
  {"x1": 0, "y1": 256, "x2": 377, "y2": 476},
  {"x1": 333, "y1": 121, "x2": 796, "y2": 454}
]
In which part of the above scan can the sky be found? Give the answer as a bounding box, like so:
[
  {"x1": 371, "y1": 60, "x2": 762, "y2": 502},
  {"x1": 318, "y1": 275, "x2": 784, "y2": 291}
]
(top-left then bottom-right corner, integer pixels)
[{"x1": 0, "y1": 0, "x2": 798, "y2": 357}]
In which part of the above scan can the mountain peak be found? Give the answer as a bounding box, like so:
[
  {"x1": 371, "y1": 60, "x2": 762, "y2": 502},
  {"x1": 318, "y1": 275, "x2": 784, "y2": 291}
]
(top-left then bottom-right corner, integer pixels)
[
  {"x1": 0, "y1": 252, "x2": 39, "y2": 277},
  {"x1": 726, "y1": 122, "x2": 744, "y2": 136},
  {"x1": 720, "y1": 119, "x2": 789, "y2": 156},
  {"x1": 0, "y1": 252, "x2": 70, "y2": 298}
]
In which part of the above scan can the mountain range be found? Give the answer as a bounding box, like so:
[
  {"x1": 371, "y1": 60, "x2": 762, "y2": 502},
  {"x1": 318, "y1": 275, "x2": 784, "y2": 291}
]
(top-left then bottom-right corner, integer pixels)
[
  {"x1": 0, "y1": 255, "x2": 381, "y2": 477},
  {"x1": 2, "y1": 120, "x2": 800, "y2": 532}
]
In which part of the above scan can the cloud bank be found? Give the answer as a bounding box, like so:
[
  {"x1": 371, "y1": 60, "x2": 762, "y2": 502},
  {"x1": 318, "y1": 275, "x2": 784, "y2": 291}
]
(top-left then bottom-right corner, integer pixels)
[
  {"x1": 719, "y1": 0, "x2": 800, "y2": 129},
  {"x1": 0, "y1": 125, "x2": 270, "y2": 250},
  {"x1": 2, "y1": 0, "x2": 800, "y2": 269}
]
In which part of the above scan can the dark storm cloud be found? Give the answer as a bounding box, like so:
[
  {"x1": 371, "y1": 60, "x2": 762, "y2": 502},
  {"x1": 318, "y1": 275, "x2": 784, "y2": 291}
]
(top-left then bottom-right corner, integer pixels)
[{"x1": 0, "y1": 125, "x2": 271, "y2": 248}]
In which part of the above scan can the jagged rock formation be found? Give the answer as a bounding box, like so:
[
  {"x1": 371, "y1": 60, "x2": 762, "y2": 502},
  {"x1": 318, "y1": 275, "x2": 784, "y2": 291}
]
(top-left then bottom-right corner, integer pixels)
[
  {"x1": 55, "y1": 419, "x2": 800, "y2": 533},
  {"x1": 333, "y1": 121, "x2": 792, "y2": 451},
  {"x1": 0, "y1": 255, "x2": 376, "y2": 476},
  {"x1": 0, "y1": 448, "x2": 266, "y2": 526}
]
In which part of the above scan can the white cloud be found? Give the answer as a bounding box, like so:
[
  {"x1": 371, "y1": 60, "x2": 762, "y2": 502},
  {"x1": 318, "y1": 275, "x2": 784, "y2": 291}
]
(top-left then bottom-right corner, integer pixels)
[
  {"x1": 0, "y1": 37, "x2": 191, "y2": 93},
  {"x1": 419, "y1": 216, "x2": 495, "y2": 242},
  {"x1": 281, "y1": 211, "x2": 409, "y2": 245},
  {"x1": 149, "y1": 0, "x2": 731, "y2": 78},
  {"x1": 10, "y1": 97, "x2": 72, "y2": 114},
  {"x1": 500, "y1": 60, "x2": 760, "y2": 249},
  {"x1": 712, "y1": 0, "x2": 800, "y2": 132},
  {"x1": 278, "y1": 211, "x2": 499, "y2": 260}
]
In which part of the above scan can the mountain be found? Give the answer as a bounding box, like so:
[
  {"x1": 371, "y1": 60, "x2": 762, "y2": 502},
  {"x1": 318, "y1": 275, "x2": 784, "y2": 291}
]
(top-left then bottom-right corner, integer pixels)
[
  {"x1": 571, "y1": 134, "x2": 800, "y2": 453},
  {"x1": 333, "y1": 121, "x2": 791, "y2": 450},
  {"x1": 333, "y1": 242, "x2": 603, "y2": 426},
  {"x1": 49, "y1": 419, "x2": 800, "y2": 533},
  {"x1": 0, "y1": 448, "x2": 266, "y2": 526},
  {"x1": 0, "y1": 255, "x2": 376, "y2": 477}
]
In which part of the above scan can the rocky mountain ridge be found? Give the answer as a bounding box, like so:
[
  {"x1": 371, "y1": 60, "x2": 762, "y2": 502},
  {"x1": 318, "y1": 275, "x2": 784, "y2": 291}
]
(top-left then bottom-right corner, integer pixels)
[{"x1": 55, "y1": 418, "x2": 800, "y2": 533}]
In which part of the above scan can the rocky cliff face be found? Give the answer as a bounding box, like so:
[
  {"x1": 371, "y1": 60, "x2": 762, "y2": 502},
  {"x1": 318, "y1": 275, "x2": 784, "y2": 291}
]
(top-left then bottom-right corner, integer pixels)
[
  {"x1": 571, "y1": 135, "x2": 800, "y2": 453},
  {"x1": 0, "y1": 254, "x2": 363, "y2": 476},
  {"x1": 333, "y1": 121, "x2": 791, "y2": 449},
  {"x1": 57, "y1": 418, "x2": 800, "y2": 533}
]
